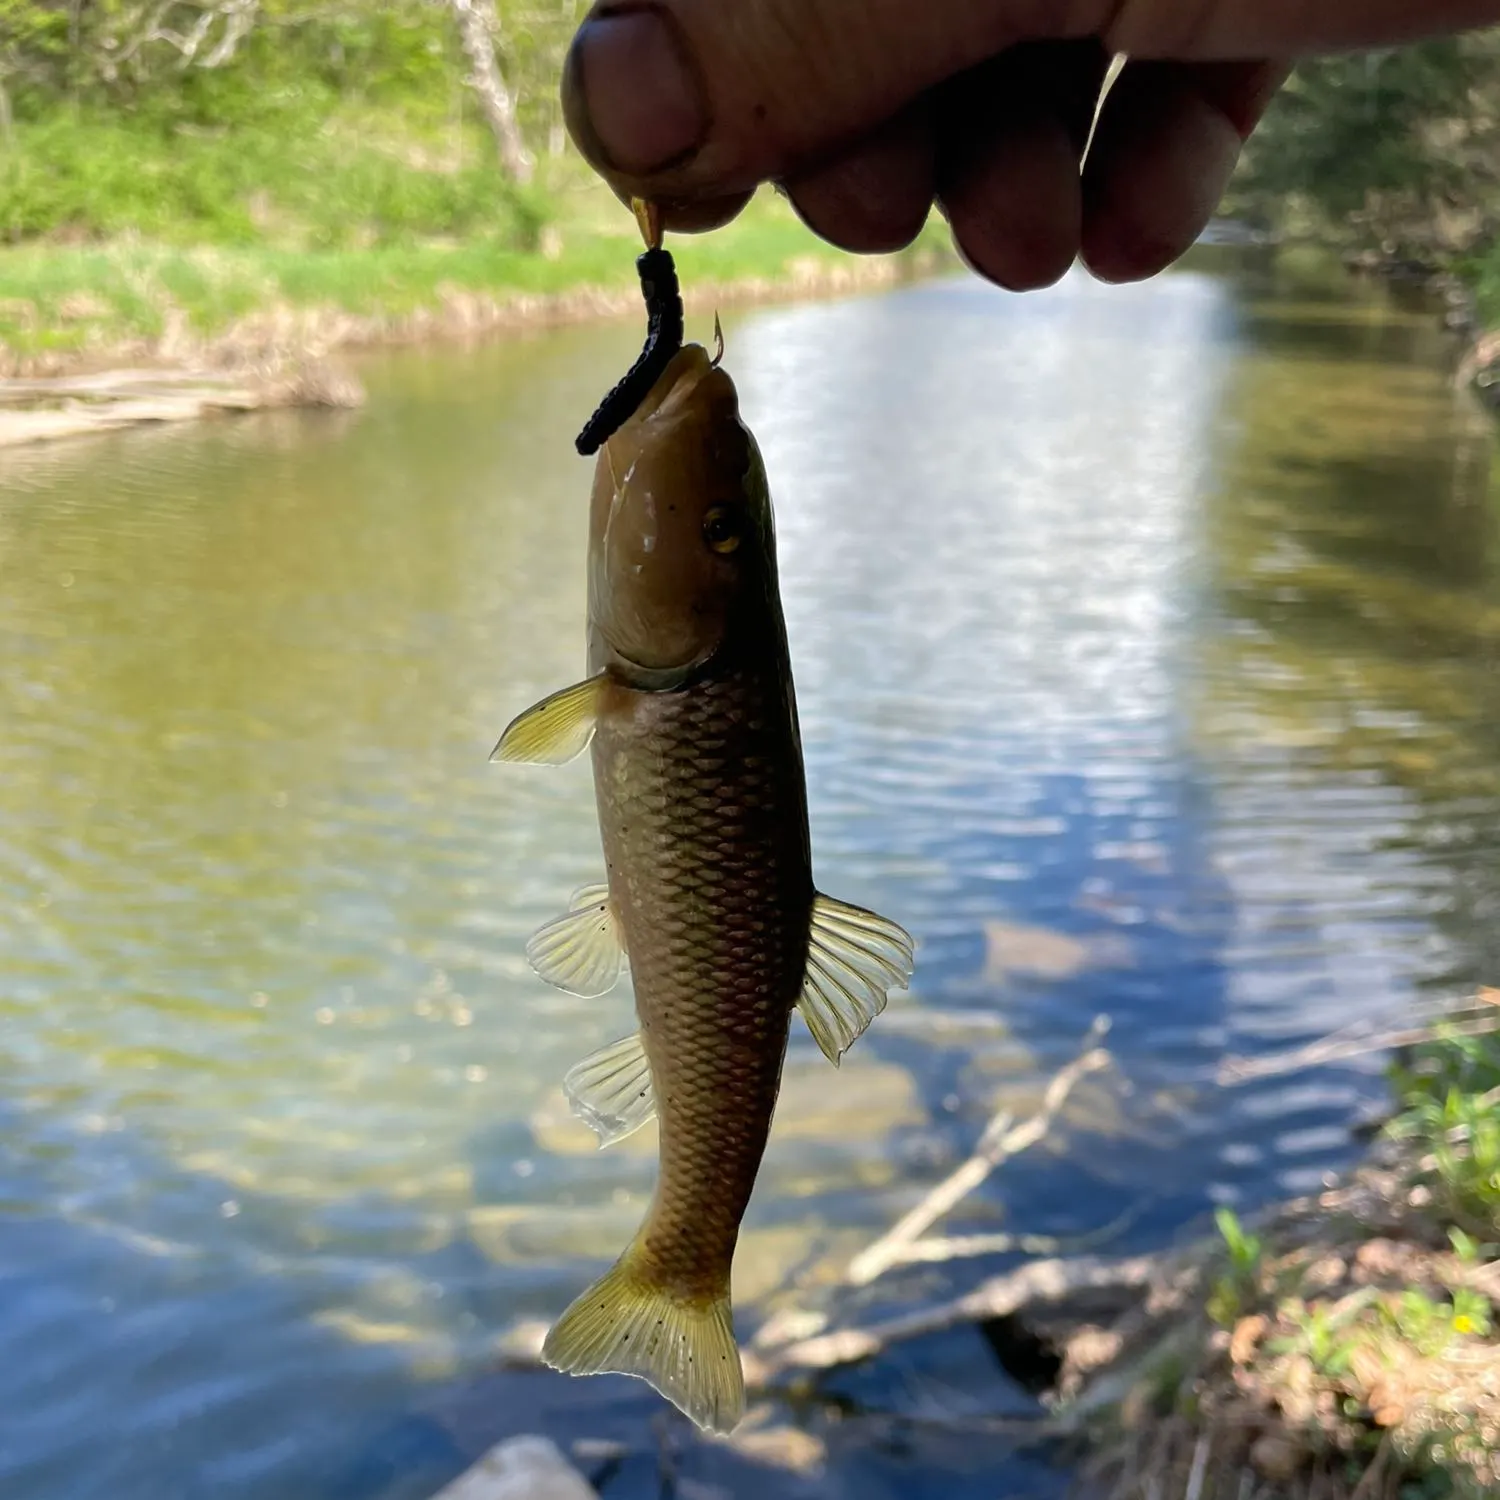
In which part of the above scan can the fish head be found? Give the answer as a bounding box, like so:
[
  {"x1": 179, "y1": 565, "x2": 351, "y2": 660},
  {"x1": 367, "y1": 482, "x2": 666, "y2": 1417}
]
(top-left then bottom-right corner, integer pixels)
[{"x1": 588, "y1": 343, "x2": 772, "y2": 684}]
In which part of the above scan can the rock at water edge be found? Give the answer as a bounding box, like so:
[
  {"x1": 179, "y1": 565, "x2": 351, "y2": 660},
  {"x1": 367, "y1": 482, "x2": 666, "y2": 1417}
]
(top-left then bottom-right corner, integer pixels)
[{"x1": 429, "y1": 1434, "x2": 596, "y2": 1500}]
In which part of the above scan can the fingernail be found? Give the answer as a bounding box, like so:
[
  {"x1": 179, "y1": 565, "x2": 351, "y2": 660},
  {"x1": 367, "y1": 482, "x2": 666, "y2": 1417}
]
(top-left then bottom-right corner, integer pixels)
[{"x1": 563, "y1": 4, "x2": 709, "y2": 178}]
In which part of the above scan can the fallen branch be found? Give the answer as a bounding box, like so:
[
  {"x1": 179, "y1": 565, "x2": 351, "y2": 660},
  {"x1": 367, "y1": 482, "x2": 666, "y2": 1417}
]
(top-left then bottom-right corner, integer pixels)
[
  {"x1": 1183, "y1": 1434, "x2": 1210, "y2": 1500},
  {"x1": 746, "y1": 1253, "x2": 1158, "y2": 1383},
  {"x1": 105, "y1": 0, "x2": 260, "y2": 75},
  {"x1": 846, "y1": 1015, "x2": 1112, "y2": 1287},
  {"x1": 0, "y1": 392, "x2": 260, "y2": 447},
  {"x1": 1217, "y1": 990, "x2": 1500, "y2": 1084},
  {"x1": 864, "y1": 1195, "x2": 1152, "y2": 1274},
  {"x1": 0, "y1": 360, "x2": 362, "y2": 449},
  {"x1": 0, "y1": 369, "x2": 264, "y2": 404}
]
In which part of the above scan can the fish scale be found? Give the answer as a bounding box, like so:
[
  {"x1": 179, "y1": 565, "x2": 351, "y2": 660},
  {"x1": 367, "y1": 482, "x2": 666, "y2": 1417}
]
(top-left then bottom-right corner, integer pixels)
[{"x1": 597, "y1": 668, "x2": 812, "y2": 1309}]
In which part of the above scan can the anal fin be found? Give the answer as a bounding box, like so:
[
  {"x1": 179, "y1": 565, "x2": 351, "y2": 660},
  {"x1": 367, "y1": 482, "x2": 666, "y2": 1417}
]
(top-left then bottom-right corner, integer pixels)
[{"x1": 564, "y1": 1032, "x2": 655, "y2": 1147}]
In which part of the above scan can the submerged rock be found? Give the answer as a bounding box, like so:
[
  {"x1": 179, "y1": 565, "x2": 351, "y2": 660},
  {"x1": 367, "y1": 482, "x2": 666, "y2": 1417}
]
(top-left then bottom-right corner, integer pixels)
[
  {"x1": 981, "y1": 918, "x2": 1134, "y2": 984},
  {"x1": 429, "y1": 1434, "x2": 596, "y2": 1500}
]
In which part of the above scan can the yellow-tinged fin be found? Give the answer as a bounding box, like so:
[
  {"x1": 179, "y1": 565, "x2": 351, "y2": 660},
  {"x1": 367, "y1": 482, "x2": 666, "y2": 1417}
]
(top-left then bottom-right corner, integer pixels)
[
  {"x1": 490, "y1": 675, "x2": 605, "y2": 765},
  {"x1": 528, "y1": 884, "x2": 626, "y2": 998},
  {"x1": 797, "y1": 894, "x2": 916, "y2": 1065},
  {"x1": 564, "y1": 1031, "x2": 655, "y2": 1147},
  {"x1": 541, "y1": 1252, "x2": 744, "y2": 1434}
]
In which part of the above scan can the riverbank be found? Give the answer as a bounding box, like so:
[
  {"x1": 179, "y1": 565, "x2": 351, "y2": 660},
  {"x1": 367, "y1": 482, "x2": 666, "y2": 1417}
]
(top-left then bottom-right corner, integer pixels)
[
  {"x1": 1339, "y1": 240, "x2": 1500, "y2": 409},
  {"x1": 0, "y1": 189, "x2": 951, "y2": 447},
  {"x1": 1063, "y1": 997, "x2": 1500, "y2": 1500},
  {"x1": 465, "y1": 998, "x2": 1498, "y2": 1500},
  {"x1": 1062, "y1": 1062, "x2": 1499, "y2": 1500},
  {"x1": 754, "y1": 1001, "x2": 1498, "y2": 1500},
  {"x1": 0, "y1": 359, "x2": 365, "y2": 450},
  {"x1": 0, "y1": 187, "x2": 950, "y2": 377}
]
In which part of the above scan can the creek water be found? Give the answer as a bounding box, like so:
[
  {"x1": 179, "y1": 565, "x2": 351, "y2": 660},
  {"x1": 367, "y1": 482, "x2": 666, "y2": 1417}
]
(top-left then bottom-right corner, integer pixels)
[{"x1": 1, "y1": 244, "x2": 1496, "y2": 1499}]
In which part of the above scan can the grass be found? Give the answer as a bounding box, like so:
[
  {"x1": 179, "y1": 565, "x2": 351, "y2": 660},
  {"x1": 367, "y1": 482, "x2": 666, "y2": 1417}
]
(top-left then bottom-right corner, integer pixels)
[
  {"x1": 0, "y1": 104, "x2": 952, "y2": 368},
  {"x1": 0, "y1": 197, "x2": 948, "y2": 364},
  {"x1": 1389, "y1": 1014, "x2": 1500, "y2": 1240},
  {"x1": 0, "y1": 185, "x2": 947, "y2": 365},
  {"x1": 0, "y1": 107, "x2": 547, "y2": 251}
]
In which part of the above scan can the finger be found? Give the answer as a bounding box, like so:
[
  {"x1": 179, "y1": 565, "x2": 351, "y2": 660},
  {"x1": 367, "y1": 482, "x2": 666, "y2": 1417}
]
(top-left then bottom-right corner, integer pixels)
[
  {"x1": 783, "y1": 107, "x2": 936, "y2": 255},
  {"x1": 641, "y1": 190, "x2": 758, "y2": 236},
  {"x1": 560, "y1": 0, "x2": 1084, "y2": 202},
  {"x1": 561, "y1": 0, "x2": 1498, "y2": 219},
  {"x1": 934, "y1": 40, "x2": 1112, "y2": 291},
  {"x1": 1080, "y1": 58, "x2": 1289, "y2": 283}
]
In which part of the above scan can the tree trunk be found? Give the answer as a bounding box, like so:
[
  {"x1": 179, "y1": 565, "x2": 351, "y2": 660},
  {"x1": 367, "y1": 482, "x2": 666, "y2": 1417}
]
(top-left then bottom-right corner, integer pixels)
[{"x1": 447, "y1": 0, "x2": 533, "y2": 185}]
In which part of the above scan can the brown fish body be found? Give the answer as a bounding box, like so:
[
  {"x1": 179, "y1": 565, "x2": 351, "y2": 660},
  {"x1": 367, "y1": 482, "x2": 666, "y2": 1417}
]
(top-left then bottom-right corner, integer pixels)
[
  {"x1": 494, "y1": 343, "x2": 913, "y2": 1433},
  {"x1": 593, "y1": 643, "x2": 813, "y2": 1298}
]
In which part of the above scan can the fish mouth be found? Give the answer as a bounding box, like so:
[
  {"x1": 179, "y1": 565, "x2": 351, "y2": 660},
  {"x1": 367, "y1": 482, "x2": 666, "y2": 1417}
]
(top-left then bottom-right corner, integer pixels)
[{"x1": 628, "y1": 345, "x2": 715, "y2": 431}]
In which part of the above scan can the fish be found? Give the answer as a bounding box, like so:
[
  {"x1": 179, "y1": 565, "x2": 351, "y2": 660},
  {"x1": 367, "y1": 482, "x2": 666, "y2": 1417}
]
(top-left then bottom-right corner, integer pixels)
[{"x1": 491, "y1": 337, "x2": 915, "y2": 1433}]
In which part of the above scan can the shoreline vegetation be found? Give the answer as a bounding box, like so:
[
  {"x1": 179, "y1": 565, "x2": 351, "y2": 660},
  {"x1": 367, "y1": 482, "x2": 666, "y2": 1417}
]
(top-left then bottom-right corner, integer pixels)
[
  {"x1": 0, "y1": 0, "x2": 953, "y2": 448},
  {"x1": 2, "y1": 207, "x2": 1495, "y2": 452},
  {"x1": 0, "y1": 187, "x2": 954, "y2": 449},
  {"x1": 3, "y1": 11, "x2": 1499, "y2": 446},
  {"x1": 1, "y1": 6, "x2": 1498, "y2": 447}
]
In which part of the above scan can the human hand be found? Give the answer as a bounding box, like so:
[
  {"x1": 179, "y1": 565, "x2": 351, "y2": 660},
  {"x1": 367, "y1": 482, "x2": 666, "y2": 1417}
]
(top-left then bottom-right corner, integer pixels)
[{"x1": 560, "y1": 0, "x2": 1500, "y2": 288}]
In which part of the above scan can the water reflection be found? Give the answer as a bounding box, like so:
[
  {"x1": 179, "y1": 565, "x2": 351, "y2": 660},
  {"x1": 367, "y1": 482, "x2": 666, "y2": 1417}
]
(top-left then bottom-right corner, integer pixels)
[{"x1": 0, "y1": 249, "x2": 1495, "y2": 1499}]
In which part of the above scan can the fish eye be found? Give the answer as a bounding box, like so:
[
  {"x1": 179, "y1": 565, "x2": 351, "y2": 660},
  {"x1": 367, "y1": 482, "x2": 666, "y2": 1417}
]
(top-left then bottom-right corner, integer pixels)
[{"x1": 702, "y1": 506, "x2": 742, "y2": 555}]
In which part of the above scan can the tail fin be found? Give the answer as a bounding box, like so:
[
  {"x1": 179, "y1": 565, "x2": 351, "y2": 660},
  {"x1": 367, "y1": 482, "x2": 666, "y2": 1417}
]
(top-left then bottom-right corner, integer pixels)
[{"x1": 540, "y1": 1253, "x2": 744, "y2": 1434}]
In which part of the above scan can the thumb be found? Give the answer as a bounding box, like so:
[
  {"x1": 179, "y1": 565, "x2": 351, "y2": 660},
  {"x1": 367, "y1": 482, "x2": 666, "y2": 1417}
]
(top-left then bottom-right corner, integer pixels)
[{"x1": 560, "y1": 0, "x2": 1086, "y2": 206}]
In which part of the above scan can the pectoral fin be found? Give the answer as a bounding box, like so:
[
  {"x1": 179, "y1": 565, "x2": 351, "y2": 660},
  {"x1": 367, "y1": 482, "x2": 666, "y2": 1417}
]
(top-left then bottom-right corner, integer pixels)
[
  {"x1": 564, "y1": 1032, "x2": 656, "y2": 1147},
  {"x1": 797, "y1": 894, "x2": 916, "y2": 1065},
  {"x1": 491, "y1": 674, "x2": 605, "y2": 765},
  {"x1": 527, "y1": 884, "x2": 626, "y2": 998}
]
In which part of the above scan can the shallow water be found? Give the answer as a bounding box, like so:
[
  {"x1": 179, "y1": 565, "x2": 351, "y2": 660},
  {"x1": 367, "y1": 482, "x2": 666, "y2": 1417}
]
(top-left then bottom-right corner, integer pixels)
[{"x1": 1, "y1": 245, "x2": 1497, "y2": 1499}]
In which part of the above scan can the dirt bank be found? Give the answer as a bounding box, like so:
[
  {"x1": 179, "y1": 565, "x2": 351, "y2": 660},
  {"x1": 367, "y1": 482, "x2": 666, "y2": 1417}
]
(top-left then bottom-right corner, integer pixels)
[{"x1": 0, "y1": 360, "x2": 364, "y2": 450}]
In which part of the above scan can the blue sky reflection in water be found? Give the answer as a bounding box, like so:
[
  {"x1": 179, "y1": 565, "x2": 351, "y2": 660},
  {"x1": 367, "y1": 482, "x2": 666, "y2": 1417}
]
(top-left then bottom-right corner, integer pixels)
[{"x1": 0, "y1": 248, "x2": 1497, "y2": 1499}]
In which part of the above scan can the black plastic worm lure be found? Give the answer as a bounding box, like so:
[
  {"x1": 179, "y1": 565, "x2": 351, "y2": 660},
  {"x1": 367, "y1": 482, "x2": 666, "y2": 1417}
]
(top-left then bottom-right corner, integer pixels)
[{"x1": 574, "y1": 243, "x2": 685, "y2": 457}]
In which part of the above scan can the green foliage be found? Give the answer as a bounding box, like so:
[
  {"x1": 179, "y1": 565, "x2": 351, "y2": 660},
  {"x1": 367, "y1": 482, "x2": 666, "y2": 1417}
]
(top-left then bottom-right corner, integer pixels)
[
  {"x1": 1390, "y1": 1023, "x2": 1500, "y2": 1234},
  {"x1": 0, "y1": 1, "x2": 470, "y2": 112},
  {"x1": 1206, "y1": 1207, "x2": 1265, "y2": 1326},
  {"x1": 0, "y1": 1, "x2": 582, "y2": 248},
  {"x1": 0, "y1": 188, "x2": 910, "y2": 356},
  {"x1": 1378, "y1": 1285, "x2": 1492, "y2": 1355},
  {"x1": 1289, "y1": 1301, "x2": 1361, "y2": 1378},
  {"x1": 1215, "y1": 1206, "x2": 1264, "y2": 1275},
  {"x1": 1447, "y1": 1226, "x2": 1497, "y2": 1265},
  {"x1": 0, "y1": 107, "x2": 543, "y2": 248},
  {"x1": 1467, "y1": 243, "x2": 1500, "y2": 327},
  {"x1": 1228, "y1": 30, "x2": 1500, "y2": 261}
]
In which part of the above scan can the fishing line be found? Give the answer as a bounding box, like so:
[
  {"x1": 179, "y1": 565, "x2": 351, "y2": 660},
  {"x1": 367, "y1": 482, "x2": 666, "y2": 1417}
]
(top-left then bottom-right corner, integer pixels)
[{"x1": 574, "y1": 201, "x2": 684, "y2": 456}]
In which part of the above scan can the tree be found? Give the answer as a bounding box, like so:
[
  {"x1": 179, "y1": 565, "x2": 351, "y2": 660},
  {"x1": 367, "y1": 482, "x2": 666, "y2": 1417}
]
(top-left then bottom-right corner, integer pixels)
[
  {"x1": 1230, "y1": 32, "x2": 1500, "y2": 260},
  {"x1": 445, "y1": 0, "x2": 532, "y2": 183}
]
